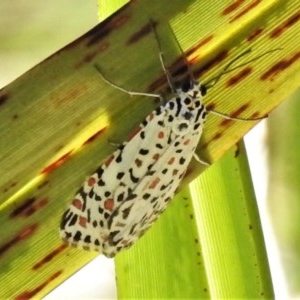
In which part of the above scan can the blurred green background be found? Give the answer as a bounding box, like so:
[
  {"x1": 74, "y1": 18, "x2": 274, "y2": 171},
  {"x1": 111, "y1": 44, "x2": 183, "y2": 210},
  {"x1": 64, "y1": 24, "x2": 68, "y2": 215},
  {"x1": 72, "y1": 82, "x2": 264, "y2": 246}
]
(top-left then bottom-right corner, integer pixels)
[{"x1": 0, "y1": 1, "x2": 97, "y2": 86}]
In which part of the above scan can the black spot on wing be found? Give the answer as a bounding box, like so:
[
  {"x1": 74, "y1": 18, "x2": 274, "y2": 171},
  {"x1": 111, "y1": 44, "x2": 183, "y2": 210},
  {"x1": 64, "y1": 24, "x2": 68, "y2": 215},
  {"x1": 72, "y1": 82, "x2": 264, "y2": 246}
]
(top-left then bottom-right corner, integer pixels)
[
  {"x1": 117, "y1": 192, "x2": 125, "y2": 202},
  {"x1": 98, "y1": 179, "x2": 105, "y2": 186},
  {"x1": 179, "y1": 157, "x2": 186, "y2": 165},
  {"x1": 139, "y1": 148, "x2": 149, "y2": 155},
  {"x1": 108, "y1": 231, "x2": 122, "y2": 246},
  {"x1": 74, "y1": 231, "x2": 82, "y2": 241},
  {"x1": 117, "y1": 172, "x2": 125, "y2": 180},
  {"x1": 143, "y1": 193, "x2": 151, "y2": 200},
  {"x1": 129, "y1": 168, "x2": 139, "y2": 184},
  {"x1": 84, "y1": 235, "x2": 91, "y2": 243},
  {"x1": 69, "y1": 214, "x2": 78, "y2": 226},
  {"x1": 60, "y1": 209, "x2": 72, "y2": 229}
]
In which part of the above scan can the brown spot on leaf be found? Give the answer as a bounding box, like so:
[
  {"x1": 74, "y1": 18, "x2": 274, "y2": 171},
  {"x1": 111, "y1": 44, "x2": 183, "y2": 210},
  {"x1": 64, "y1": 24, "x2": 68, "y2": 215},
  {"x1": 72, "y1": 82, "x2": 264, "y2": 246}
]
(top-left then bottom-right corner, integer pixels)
[
  {"x1": 186, "y1": 35, "x2": 214, "y2": 57},
  {"x1": 250, "y1": 111, "x2": 264, "y2": 119},
  {"x1": 75, "y1": 42, "x2": 110, "y2": 68},
  {"x1": 211, "y1": 132, "x2": 223, "y2": 141},
  {"x1": 260, "y1": 51, "x2": 300, "y2": 81},
  {"x1": 148, "y1": 48, "x2": 227, "y2": 93},
  {"x1": 206, "y1": 103, "x2": 217, "y2": 111},
  {"x1": 10, "y1": 198, "x2": 49, "y2": 217},
  {"x1": 270, "y1": 11, "x2": 300, "y2": 38},
  {"x1": 147, "y1": 75, "x2": 168, "y2": 93},
  {"x1": 3, "y1": 181, "x2": 18, "y2": 193},
  {"x1": 247, "y1": 27, "x2": 264, "y2": 41},
  {"x1": 0, "y1": 224, "x2": 38, "y2": 257},
  {"x1": 0, "y1": 93, "x2": 9, "y2": 106},
  {"x1": 113, "y1": 14, "x2": 130, "y2": 28},
  {"x1": 83, "y1": 51, "x2": 98, "y2": 63},
  {"x1": 220, "y1": 118, "x2": 234, "y2": 127},
  {"x1": 221, "y1": 0, "x2": 245, "y2": 15},
  {"x1": 85, "y1": 5, "x2": 130, "y2": 46},
  {"x1": 170, "y1": 57, "x2": 190, "y2": 79},
  {"x1": 37, "y1": 180, "x2": 49, "y2": 189},
  {"x1": 127, "y1": 21, "x2": 156, "y2": 44},
  {"x1": 32, "y1": 245, "x2": 68, "y2": 270},
  {"x1": 231, "y1": 103, "x2": 250, "y2": 118},
  {"x1": 234, "y1": 143, "x2": 240, "y2": 157},
  {"x1": 14, "y1": 270, "x2": 63, "y2": 300},
  {"x1": 194, "y1": 50, "x2": 228, "y2": 78},
  {"x1": 50, "y1": 85, "x2": 89, "y2": 108},
  {"x1": 229, "y1": 0, "x2": 262, "y2": 23},
  {"x1": 10, "y1": 198, "x2": 36, "y2": 218},
  {"x1": 41, "y1": 152, "x2": 72, "y2": 174},
  {"x1": 86, "y1": 24, "x2": 111, "y2": 47},
  {"x1": 83, "y1": 127, "x2": 107, "y2": 145},
  {"x1": 226, "y1": 67, "x2": 252, "y2": 87},
  {"x1": 10, "y1": 198, "x2": 49, "y2": 218}
]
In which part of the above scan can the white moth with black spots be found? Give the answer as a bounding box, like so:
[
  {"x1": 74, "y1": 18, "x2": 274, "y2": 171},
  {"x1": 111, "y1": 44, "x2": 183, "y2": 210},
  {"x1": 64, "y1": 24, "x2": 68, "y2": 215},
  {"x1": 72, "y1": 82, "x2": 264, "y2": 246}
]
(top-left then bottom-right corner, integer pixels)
[
  {"x1": 60, "y1": 21, "x2": 279, "y2": 257},
  {"x1": 60, "y1": 79, "x2": 207, "y2": 258}
]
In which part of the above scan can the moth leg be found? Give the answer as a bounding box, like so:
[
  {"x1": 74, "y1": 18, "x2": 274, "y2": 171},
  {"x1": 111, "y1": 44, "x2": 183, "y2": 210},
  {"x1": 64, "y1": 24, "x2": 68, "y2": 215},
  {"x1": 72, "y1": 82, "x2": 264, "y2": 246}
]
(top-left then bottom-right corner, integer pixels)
[
  {"x1": 193, "y1": 153, "x2": 210, "y2": 166},
  {"x1": 107, "y1": 139, "x2": 123, "y2": 148},
  {"x1": 94, "y1": 64, "x2": 164, "y2": 101}
]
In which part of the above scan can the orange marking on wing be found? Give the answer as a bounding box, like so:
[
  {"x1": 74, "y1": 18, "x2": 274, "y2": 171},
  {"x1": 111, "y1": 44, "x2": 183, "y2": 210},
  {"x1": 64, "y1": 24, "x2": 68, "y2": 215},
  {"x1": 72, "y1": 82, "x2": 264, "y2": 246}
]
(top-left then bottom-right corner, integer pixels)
[
  {"x1": 104, "y1": 154, "x2": 115, "y2": 167},
  {"x1": 135, "y1": 158, "x2": 142, "y2": 167},
  {"x1": 128, "y1": 126, "x2": 142, "y2": 140},
  {"x1": 183, "y1": 139, "x2": 191, "y2": 145},
  {"x1": 168, "y1": 157, "x2": 175, "y2": 165},
  {"x1": 79, "y1": 216, "x2": 87, "y2": 228},
  {"x1": 104, "y1": 198, "x2": 114, "y2": 211},
  {"x1": 158, "y1": 131, "x2": 164, "y2": 138},
  {"x1": 149, "y1": 178, "x2": 160, "y2": 189},
  {"x1": 72, "y1": 199, "x2": 82, "y2": 210},
  {"x1": 152, "y1": 153, "x2": 160, "y2": 160},
  {"x1": 87, "y1": 177, "x2": 96, "y2": 186}
]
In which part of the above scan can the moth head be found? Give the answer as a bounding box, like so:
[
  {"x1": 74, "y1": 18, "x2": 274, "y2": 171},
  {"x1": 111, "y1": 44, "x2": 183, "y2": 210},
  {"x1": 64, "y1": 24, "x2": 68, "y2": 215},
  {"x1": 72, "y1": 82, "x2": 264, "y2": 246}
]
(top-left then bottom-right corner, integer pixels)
[{"x1": 181, "y1": 80, "x2": 207, "y2": 97}]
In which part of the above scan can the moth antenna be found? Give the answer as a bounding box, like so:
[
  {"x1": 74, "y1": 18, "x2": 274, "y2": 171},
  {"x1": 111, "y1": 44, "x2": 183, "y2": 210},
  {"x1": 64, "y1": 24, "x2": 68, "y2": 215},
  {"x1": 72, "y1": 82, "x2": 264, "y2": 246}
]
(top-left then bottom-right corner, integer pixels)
[
  {"x1": 163, "y1": 21, "x2": 196, "y2": 83},
  {"x1": 204, "y1": 48, "x2": 283, "y2": 89},
  {"x1": 150, "y1": 19, "x2": 176, "y2": 93}
]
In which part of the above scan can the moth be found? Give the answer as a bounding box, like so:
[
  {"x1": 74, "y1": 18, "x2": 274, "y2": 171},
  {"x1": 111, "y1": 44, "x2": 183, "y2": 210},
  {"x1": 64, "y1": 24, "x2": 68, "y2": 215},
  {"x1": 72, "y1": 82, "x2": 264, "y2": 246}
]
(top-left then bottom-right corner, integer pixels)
[{"x1": 60, "y1": 21, "x2": 279, "y2": 258}]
